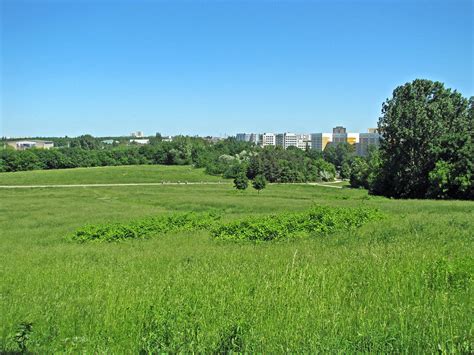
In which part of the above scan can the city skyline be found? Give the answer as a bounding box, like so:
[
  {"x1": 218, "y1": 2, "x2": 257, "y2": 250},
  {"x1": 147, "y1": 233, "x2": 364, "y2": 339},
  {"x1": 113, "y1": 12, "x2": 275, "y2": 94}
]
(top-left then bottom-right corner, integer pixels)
[
  {"x1": 1, "y1": 0, "x2": 472, "y2": 137},
  {"x1": 3, "y1": 124, "x2": 377, "y2": 139}
]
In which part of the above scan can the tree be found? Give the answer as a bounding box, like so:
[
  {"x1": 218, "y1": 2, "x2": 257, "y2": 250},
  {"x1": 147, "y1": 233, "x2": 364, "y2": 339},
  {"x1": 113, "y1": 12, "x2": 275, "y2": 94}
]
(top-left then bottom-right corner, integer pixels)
[
  {"x1": 252, "y1": 174, "x2": 267, "y2": 194},
  {"x1": 340, "y1": 161, "x2": 351, "y2": 180},
  {"x1": 349, "y1": 157, "x2": 369, "y2": 189},
  {"x1": 312, "y1": 158, "x2": 336, "y2": 182},
  {"x1": 70, "y1": 134, "x2": 99, "y2": 150},
  {"x1": 323, "y1": 142, "x2": 355, "y2": 177},
  {"x1": 350, "y1": 147, "x2": 381, "y2": 190},
  {"x1": 374, "y1": 79, "x2": 473, "y2": 199},
  {"x1": 233, "y1": 173, "x2": 249, "y2": 191}
]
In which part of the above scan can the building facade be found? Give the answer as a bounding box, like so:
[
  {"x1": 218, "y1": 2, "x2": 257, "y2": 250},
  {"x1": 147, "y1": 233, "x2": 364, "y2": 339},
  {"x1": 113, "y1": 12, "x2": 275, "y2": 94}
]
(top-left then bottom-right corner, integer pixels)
[
  {"x1": 356, "y1": 129, "x2": 381, "y2": 156},
  {"x1": 275, "y1": 133, "x2": 311, "y2": 150},
  {"x1": 259, "y1": 133, "x2": 276, "y2": 147},
  {"x1": 7, "y1": 140, "x2": 54, "y2": 150},
  {"x1": 310, "y1": 133, "x2": 332, "y2": 151},
  {"x1": 236, "y1": 133, "x2": 260, "y2": 144},
  {"x1": 332, "y1": 126, "x2": 348, "y2": 145},
  {"x1": 235, "y1": 126, "x2": 377, "y2": 153},
  {"x1": 347, "y1": 133, "x2": 359, "y2": 145},
  {"x1": 129, "y1": 139, "x2": 150, "y2": 145}
]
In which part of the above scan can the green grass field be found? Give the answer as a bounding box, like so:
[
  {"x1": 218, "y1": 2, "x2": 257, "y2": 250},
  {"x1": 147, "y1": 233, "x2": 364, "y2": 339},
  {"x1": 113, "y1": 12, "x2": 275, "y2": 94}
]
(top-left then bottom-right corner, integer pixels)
[
  {"x1": 1, "y1": 165, "x2": 472, "y2": 352},
  {"x1": 0, "y1": 165, "x2": 227, "y2": 185}
]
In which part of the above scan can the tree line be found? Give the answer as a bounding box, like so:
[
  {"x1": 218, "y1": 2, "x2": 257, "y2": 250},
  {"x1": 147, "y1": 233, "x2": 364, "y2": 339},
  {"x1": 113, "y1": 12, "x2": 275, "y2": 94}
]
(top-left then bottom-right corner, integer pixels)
[
  {"x1": 1, "y1": 79, "x2": 472, "y2": 199},
  {"x1": 0, "y1": 136, "x2": 345, "y2": 184}
]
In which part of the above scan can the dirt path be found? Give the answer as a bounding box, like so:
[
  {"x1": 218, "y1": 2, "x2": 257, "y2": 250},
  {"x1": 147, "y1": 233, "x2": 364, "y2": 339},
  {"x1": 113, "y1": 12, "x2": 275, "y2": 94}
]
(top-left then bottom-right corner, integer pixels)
[
  {"x1": 0, "y1": 181, "x2": 345, "y2": 189},
  {"x1": 0, "y1": 182, "x2": 230, "y2": 189}
]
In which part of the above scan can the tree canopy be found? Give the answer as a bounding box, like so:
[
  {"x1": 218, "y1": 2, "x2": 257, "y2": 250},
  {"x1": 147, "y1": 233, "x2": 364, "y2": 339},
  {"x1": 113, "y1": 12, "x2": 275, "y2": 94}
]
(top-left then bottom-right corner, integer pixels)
[{"x1": 374, "y1": 79, "x2": 473, "y2": 199}]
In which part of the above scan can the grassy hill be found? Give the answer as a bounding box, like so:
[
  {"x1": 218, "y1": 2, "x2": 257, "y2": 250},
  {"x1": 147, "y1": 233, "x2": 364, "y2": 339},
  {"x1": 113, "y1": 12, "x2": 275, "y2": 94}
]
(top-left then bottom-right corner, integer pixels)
[
  {"x1": 0, "y1": 165, "x2": 472, "y2": 352},
  {"x1": 0, "y1": 165, "x2": 228, "y2": 185}
]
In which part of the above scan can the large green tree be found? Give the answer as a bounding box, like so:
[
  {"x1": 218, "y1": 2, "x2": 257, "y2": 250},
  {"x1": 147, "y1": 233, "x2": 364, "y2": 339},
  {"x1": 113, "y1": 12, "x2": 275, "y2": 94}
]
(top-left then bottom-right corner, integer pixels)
[{"x1": 374, "y1": 79, "x2": 473, "y2": 199}]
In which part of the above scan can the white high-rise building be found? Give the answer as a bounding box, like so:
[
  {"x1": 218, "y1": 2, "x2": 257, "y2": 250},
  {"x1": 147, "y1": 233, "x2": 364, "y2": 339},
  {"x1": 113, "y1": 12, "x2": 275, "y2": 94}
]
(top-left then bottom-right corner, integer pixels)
[
  {"x1": 275, "y1": 133, "x2": 310, "y2": 150},
  {"x1": 276, "y1": 133, "x2": 296, "y2": 149},
  {"x1": 297, "y1": 134, "x2": 311, "y2": 150},
  {"x1": 259, "y1": 133, "x2": 276, "y2": 147}
]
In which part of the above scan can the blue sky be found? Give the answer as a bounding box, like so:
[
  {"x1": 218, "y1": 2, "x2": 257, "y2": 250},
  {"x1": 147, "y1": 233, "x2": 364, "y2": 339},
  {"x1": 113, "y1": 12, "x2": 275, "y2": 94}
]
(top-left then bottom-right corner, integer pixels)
[{"x1": 1, "y1": 0, "x2": 472, "y2": 137}]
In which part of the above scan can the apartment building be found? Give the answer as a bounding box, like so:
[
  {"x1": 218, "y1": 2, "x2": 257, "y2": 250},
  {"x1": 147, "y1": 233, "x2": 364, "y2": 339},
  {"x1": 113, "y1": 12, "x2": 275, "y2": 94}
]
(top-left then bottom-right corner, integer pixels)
[
  {"x1": 275, "y1": 133, "x2": 311, "y2": 150},
  {"x1": 310, "y1": 133, "x2": 332, "y2": 151},
  {"x1": 129, "y1": 139, "x2": 150, "y2": 145},
  {"x1": 259, "y1": 133, "x2": 276, "y2": 147},
  {"x1": 324, "y1": 126, "x2": 359, "y2": 147},
  {"x1": 236, "y1": 133, "x2": 260, "y2": 144},
  {"x1": 347, "y1": 133, "x2": 359, "y2": 145},
  {"x1": 332, "y1": 126, "x2": 348, "y2": 145},
  {"x1": 7, "y1": 140, "x2": 54, "y2": 150},
  {"x1": 356, "y1": 129, "x2": 381, "y2": 156},
  {"x1": 235, "y1": 126, "x2": 378, "y2": 154},
  {"x1": 276, "y1": 133, "x2": 297, "y2": 149},
  {"x1": 297, "y1": 134, "x2": 311, "y2": 150},
  {"x1": 236, "y1": 133, "x2": 251, "y2": 142}
]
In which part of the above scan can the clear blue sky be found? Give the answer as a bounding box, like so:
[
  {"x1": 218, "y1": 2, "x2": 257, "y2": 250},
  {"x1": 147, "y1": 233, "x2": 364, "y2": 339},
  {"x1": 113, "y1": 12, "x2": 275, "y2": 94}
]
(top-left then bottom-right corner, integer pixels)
[{"x1": 1, "y1": 0, "x2": 472, "y2": 138}]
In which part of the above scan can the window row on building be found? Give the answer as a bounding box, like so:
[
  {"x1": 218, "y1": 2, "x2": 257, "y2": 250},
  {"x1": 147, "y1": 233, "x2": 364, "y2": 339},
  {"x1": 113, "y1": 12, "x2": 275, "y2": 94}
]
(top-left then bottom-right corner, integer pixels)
[{"x1": 236, "y1": 126, "x2": 381, "y2": 156}]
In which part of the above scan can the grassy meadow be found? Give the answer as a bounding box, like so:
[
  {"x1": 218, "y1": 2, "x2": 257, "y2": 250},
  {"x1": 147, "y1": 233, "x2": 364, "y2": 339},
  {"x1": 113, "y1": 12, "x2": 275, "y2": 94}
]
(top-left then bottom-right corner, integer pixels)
[
  {"x1": 0, "y1": 165, "x2": 472, "y2": 352},
  {"x1": 0, "y1": 165, "x2": 227, "y2": 186}
]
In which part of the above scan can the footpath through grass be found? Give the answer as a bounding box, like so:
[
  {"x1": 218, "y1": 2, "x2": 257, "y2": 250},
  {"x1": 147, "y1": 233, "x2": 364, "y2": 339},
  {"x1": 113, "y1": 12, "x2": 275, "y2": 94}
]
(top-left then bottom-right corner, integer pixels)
[{"x1": 0, "y1": 165, "x2": 472, "y2": 352}]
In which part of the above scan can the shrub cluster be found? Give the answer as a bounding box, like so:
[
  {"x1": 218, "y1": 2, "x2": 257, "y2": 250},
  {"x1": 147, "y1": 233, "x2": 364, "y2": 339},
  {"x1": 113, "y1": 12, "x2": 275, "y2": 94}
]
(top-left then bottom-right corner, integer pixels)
[
  {"x1": 211, "y1": 206, "x2": 382, "y2": 241},
  {"x1": 70, "y1": 207, "x2": 381, "y2": 243},
  {"x1": 71, "y1": 212, "x2": 222, "y2": 242}
]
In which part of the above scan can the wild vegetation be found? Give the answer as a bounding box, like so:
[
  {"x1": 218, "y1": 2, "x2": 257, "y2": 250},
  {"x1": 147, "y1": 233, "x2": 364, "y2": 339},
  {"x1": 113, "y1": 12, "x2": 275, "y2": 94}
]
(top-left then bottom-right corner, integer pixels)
[
  {"x1": 1, "y1": 165, "x2": 472, "y2": 352},
  {"x1": 71, "y1": 206, "x2": 381, "y2": 243},
  {"x1": 71, "y1": 212, "x2": 222, "y2": 242},
  {"x1": 211, "y1": 206, "x2": 382, "y2": 241}
]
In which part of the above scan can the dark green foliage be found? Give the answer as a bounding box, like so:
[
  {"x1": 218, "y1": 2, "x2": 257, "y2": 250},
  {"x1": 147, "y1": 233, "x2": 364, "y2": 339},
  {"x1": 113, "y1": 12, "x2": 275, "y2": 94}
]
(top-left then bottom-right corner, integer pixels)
[
  {"x1": 71, "y1": 212, "x2": 222, "y2": 242},
  {"x1": 350, "y1": 146, "x2": 382, "y2": 191},
  {"x1": 233, "y1": 173, "x2": 249, "y2": 190},
  {"x1": 375, "y1": 79, "x2": 473, "y2": 199},
  {"x1": 323, "y1": 142, "x2": 355, "y2": 177},
  {"x1": 69, "y1": 134, "x2": 100, "y2": 150},
  {"x1": 350, "y1": 157, "x2": 369, "y2": 189},
  {"x1": 71, "y1": 206, "x2": 382, "y2": 243},
  {"x1": 14, "y1": 322, "x2": 33, "y2": 352},
  {"x1": 211, "y1": 206, "x2": 382, "y2": 241},
  {"x1": 215, "y1": 323, "x2": 247, "y2": 353},
  {"x1": 252, "y1": 174, "x2": 266, "y2": 193},
  {"x1": 246, "y1": 146, "x2": 336, "y2": 183}
]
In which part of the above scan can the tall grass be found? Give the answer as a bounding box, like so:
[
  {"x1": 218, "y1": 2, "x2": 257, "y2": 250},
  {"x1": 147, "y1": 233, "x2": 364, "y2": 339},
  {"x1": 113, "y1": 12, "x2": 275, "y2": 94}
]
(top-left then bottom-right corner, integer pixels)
[{"x1": 0, "y1": 166, "x2": 472, "y2": 352}]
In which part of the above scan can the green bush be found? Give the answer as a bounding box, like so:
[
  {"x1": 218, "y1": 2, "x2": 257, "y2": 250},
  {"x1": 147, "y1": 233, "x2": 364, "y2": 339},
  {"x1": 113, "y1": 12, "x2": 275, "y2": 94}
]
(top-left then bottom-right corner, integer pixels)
[
  {"x1": 211, "y1": 206, "x2": 382, "y2": 241},
  {"x1": 71, "y1": 212, "x2": 222, "y2": 243},
  {"x1": 71, "y1": 207, "x2": 382, "y2": 243}
]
